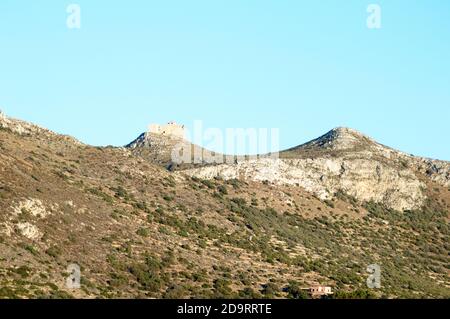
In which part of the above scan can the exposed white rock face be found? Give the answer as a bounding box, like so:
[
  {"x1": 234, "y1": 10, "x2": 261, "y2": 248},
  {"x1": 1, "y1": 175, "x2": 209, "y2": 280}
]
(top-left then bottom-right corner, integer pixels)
[
  {"x1": 0, "y1": 111, "x2": 41, "y2": 135},
  {"x1": 180, "y1": 127, "x2": 450, "y2": 211},
  {"x1": 1, "y1": 198, "x2": 54, "y2": 240},
  {"x1": 16, "y1": 222, "x2": 42, "y2": 240},
  {"x1": 414, "y1": 158, "x2": 450, "y2": 187},
  {"x1": 12, "y1": 198, "x2": 51, "y2": 219},
  {"x1": 182, "y1": 157, "x2": 426, "y2": 211}
]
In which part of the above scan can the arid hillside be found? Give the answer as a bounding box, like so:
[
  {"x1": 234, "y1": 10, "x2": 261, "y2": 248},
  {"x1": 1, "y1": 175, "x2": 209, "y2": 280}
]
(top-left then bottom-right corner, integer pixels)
[{"x1": 0, "y1": 113, "x2": 449, "y2": 299}]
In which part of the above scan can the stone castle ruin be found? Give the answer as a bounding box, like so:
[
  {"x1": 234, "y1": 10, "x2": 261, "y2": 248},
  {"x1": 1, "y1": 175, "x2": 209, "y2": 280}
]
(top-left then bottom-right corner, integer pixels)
[{"x1": 148, "y1": 121, "x2": 185, "y2": 139}]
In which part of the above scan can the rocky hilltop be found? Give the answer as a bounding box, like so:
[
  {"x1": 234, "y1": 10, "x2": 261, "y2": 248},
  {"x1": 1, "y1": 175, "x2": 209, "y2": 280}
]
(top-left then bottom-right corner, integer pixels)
[
  {"x1": 0, "y1": 111, "x2": 83, "y2": 147},
  {"x1": 181, "y1": 127, "x2": 449, "y2": 211}
]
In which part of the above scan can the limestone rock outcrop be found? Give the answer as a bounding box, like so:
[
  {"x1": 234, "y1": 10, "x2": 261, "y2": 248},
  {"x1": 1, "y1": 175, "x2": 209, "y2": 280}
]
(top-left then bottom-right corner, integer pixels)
[{"x1": 181, "y1": 127, "x2": 449, "y2": 211}]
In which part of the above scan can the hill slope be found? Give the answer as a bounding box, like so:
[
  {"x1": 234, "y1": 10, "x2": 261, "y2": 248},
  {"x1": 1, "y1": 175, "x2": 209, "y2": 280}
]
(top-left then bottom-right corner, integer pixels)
[
  {"x1": 184, "y1": 127, "x2": 450, "y2": 211},
  {"x1": 0, "y1": 114, "x2": 449, "y2": 299}
]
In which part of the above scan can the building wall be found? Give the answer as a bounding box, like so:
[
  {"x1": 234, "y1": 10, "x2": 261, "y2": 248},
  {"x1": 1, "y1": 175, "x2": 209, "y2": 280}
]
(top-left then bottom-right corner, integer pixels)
[
  {"x1": 310, "y1": 286, "x2": 333, "y2": 295},
  {"x1": 148, "y1": 122, "x2": 185, "y2": 139}
]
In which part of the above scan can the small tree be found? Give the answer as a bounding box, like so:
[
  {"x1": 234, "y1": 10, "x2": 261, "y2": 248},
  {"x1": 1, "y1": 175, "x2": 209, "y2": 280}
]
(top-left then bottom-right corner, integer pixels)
[{"x1": 286, "y1": 281, "x2": 310, "y2": 299}]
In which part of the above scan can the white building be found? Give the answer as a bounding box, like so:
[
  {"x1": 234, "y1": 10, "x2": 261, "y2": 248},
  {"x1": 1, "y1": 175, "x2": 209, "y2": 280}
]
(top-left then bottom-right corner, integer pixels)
[{"x1": 309, "y1": 285, "x2": 333, "y2": 297}]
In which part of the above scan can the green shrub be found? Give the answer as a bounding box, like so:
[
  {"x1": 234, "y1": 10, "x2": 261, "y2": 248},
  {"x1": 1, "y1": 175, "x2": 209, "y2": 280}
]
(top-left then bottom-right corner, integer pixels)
[
  {"x1": 136, "y1": 228, "x2": 150, "y2": 237},
  {"x1": 45, "y1": 246, "x2": 62, "y2": 258},
  {"x1": 217, "y1": 185, "x2": 228, "y2": 195},
  {"x1": 286, "y1": 281, "x2": 310, "y2": 299},
  {"x1": 201, "y1": 179, "x2": 215, "y2": 189},
  {"x1": 261, "y1": 282, "x2": 280, "y2": 298},
  {"x1": 163, "y1": 194, "x2": 174, "y2": 202},
  {"x1": 333, "y1": 289, "x2": 377, "y2": 299}
]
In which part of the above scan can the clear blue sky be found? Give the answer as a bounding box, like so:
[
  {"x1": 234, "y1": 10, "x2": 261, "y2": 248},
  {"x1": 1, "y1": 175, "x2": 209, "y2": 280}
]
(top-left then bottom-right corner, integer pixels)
[{"x1": 1, "y1": 1, "x2": 449, "y2": 159}]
